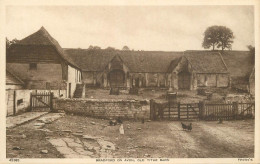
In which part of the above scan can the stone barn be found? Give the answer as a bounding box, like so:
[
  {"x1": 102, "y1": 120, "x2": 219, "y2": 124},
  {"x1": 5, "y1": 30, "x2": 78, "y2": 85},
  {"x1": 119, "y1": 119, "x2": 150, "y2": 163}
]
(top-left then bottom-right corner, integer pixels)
[
  {"x1": 6, "y1": 27, "x2": 82, "y2": 98},
  {"x1": 64, "y1": 49, "x2": 183, "y2": 88},
  {"x1": 167, "y1": 51, "x2": 230, "y2": 90}
]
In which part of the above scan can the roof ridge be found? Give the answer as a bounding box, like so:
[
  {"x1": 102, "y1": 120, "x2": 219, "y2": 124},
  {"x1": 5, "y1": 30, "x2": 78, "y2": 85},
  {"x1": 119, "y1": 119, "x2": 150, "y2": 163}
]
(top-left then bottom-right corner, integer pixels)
[{"x1": 15, "y1": 27, "x2": 81, "y2": 70}]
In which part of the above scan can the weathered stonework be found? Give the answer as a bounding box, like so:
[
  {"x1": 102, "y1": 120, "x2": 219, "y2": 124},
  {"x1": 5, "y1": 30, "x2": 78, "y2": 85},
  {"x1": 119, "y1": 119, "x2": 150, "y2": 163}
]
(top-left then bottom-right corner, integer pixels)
[{"x1": 53, "y1": 98, "x2": 150, "y2": 119}]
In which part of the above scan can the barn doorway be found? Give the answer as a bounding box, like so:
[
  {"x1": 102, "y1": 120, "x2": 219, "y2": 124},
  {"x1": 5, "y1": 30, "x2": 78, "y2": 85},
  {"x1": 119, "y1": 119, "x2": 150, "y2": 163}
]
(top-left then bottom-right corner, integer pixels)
[
  {"x1": 135, "y1": 78, "x2": 140, "y2": 87},
  {"x1": 178, "y1": 71, "x2": 191, "y2": 90},
  {"x1": 109, "y1": 69, "x2": 125, "y2": 87}
]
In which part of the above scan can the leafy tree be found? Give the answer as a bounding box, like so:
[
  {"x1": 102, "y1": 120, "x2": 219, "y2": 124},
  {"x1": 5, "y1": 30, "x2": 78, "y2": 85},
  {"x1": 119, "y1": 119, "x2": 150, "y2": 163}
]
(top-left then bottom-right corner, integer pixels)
[
  {"x1": 217, "y1": 26, "x2": 234, "y2": 50},
  {"x1": 93, "y1": 46, "x2": 101, "y2": 50},
  {"x1": 88, "y1": 45, "x2": 94, "y2": 49},
  {"x1": 6, "y1": 38, "x2": 19, "y2": 49},
  {"x1": 88, "y1": 45, "x2": 101, "y2": 50},
  {"x1": 106, "y1": 47, "x2": 116, "y2": 50},
  {"x1": 122, "y1": 46, "x2": 130, "y2": 51},
  {"x1": 202, "y1": 26, "x2": 219, "y2": 50},
  {"x1": 202, "y1": 26, "x2": 234, "y2": 51}
]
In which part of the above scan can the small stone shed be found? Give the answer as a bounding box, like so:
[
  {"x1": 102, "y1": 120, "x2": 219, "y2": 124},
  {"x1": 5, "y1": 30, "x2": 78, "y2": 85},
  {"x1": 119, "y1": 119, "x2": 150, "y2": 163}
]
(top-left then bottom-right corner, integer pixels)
[
  {"x1": 167, "y1": 51, "x2": 230, "y2": 90},
  {"x1": 6, "y1": 69, "x2": 24, "y2": 90}
]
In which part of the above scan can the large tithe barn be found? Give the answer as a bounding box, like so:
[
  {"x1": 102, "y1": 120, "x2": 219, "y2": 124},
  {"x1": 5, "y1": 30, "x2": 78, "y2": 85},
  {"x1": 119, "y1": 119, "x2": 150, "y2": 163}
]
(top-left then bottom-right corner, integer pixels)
[
  {"x1": 7, "y1": 27, "x2": 254, "y2": 95},
  {"x1": 64, "y1": 49, "x2": 183, "y2": 88},
  {"x1": 64, "y1": 49, "x2": 230, "y2": 90}
]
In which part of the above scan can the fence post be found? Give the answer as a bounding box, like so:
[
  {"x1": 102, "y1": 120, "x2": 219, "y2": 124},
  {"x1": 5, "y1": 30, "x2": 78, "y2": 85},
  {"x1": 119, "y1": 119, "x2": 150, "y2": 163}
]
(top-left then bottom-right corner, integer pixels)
[
  {"x1": 13, "y1": 90, "x2": 16, "y2": 116},
  {"x1": 178, "y1": 102, "x2": 180, "y2": 120},
  {"x1": 50, "y1": 92, "x2": 54, "y2": 112},
  {"x1": 232, "y1": 101, "x2": 238, "y2": 119},
  {"x1": 199, "y1": 101, "x2": 205, "y2": 120},
  {"x1": 168, "y1": 101, "x2": 170, "y2": 119},
  {"x1": 30, "y1": 92, "x2": 32, "y2": 111},
  {"x1": 150, "y1": 99, "x2": 154, "y2": 120}
]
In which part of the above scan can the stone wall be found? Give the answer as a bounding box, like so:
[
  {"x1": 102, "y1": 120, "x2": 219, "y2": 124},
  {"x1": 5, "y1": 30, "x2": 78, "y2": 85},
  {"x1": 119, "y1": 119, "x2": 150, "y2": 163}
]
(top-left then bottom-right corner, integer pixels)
[{"x1": 53, "y1": 98, "x2": 150, "y2": 119}]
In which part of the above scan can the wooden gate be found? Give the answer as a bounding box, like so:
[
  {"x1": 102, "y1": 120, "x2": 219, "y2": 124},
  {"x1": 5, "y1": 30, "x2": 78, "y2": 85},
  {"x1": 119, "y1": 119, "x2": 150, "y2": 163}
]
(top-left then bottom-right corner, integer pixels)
[
  {"x1": 179, "y1": 103, "x2": 200, "y2": 120},
  {"x1": 150, "y1": 100, "x2": 199, "y2": 120},
  {"x1": 30, "y1": 92, "x2": 53, "y2": 111}
]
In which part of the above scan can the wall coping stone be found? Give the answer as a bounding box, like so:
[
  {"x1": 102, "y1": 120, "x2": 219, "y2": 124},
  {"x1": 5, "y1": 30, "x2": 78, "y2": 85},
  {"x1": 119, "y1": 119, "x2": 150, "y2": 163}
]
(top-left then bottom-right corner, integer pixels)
[{"x1": 55, "y1": 98, "x2": 150, "y2": 103}]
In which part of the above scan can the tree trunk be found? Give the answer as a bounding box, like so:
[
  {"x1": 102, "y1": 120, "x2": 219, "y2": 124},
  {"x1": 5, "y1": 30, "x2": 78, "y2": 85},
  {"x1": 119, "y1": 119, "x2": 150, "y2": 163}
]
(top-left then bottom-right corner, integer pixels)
[{"x1": 213, "y1": 44, "x2": 215, "y2": 50}]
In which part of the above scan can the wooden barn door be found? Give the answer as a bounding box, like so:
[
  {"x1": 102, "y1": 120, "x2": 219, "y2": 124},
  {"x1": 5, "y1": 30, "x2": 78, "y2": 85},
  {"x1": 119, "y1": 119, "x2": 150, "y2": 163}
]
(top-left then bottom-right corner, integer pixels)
[
  {"x1": 109, "y1": 70, "x2": 125, "y2": 87},
  {"x1": 178, "y1": 72, "x2": 191, "y2": 90}
]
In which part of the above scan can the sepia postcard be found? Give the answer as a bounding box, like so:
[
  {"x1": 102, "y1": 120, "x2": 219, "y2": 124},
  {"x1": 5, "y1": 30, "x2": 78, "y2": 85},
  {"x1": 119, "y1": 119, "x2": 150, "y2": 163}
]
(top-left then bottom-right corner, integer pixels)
[{"x1": 0, "y1": 0, "x2": 259, "y2": 163}]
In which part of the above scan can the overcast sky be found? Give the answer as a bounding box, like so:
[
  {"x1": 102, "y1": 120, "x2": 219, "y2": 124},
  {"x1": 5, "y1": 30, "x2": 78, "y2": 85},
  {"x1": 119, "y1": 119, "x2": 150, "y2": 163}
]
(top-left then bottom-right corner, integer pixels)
[{"x1": 6, "y1": 5, "x2": 254, "y2": 51}]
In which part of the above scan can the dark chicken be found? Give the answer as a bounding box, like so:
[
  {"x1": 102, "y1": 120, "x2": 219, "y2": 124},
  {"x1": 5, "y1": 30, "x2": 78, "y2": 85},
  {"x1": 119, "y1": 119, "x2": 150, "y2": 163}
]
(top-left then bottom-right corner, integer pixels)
[{"x1": 181, "y1": 122, "x2": 192, "y2": 131}]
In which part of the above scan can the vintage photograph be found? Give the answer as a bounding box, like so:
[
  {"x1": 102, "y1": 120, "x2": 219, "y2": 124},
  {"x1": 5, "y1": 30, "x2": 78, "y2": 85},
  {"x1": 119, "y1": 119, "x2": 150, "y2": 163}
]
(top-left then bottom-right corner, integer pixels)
[{"x1": 4, "y1": 4, "x2": 256, "y2": 161}]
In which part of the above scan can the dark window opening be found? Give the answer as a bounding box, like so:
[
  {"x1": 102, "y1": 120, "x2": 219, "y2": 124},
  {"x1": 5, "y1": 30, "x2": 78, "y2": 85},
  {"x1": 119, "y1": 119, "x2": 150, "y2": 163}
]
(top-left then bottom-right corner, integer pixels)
[
  {"x1": 17, "y1": 99, "x2": 23, "y2": 105},
  {"x1": 29, "y1": 63, "x2": 37, "y2": 70},
  {"x1": 46, "y1": 82, "x2": 51, "y2": 89}
]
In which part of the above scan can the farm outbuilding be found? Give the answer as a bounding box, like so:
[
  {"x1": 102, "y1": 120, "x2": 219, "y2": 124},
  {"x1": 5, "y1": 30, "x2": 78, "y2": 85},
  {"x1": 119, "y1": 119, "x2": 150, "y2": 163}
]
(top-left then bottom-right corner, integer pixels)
[
  {"x1": 167, "y1": 51, "x2": 230, "y2": 90},
  {"x1": 6, "y1": 69, "x2": 24, "y2": 90},
  {"x1": 6, "y1": 27, "x2": 82, "y2": 98}
]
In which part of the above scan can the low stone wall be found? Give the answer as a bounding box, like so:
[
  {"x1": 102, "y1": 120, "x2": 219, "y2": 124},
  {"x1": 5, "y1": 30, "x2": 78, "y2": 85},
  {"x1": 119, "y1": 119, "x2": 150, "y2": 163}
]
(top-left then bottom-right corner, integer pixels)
[{"x1": 53, "y1": 98, "x2": 150, "y2": 119}]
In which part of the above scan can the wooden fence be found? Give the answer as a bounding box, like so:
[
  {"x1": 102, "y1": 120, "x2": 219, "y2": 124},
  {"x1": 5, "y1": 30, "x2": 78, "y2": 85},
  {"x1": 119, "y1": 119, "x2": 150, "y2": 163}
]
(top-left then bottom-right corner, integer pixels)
[
  {"x1": 203, "y1": 103, "x2": 235, "y2": 120},
  {"x1": 150, "y1": 100, "x2": 255, "y2": 121}
]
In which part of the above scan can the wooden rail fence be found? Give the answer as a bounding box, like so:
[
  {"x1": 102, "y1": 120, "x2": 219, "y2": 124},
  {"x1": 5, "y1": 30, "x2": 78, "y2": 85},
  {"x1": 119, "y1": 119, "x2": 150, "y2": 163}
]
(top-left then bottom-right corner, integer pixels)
[{"x1": 150, "y1": 100, "x2": 255, "y2": 121}]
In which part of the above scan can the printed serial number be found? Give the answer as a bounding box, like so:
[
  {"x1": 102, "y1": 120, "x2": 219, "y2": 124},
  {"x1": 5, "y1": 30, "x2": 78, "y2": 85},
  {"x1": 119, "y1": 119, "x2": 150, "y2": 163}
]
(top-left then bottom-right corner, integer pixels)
[
  {"x1": 238, "y1": 158, "x2": 253, "y2": 162},
  {"x1": 9, "y1": 158, "x2": 20, "y2": 162}
]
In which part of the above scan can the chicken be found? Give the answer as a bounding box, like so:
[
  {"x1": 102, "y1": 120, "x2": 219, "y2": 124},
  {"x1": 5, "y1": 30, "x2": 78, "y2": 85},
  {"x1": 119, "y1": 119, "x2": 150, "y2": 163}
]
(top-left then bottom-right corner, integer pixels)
[
  {"x1": 187, "y1": 123, "x2": 192, "y2": 131},
  {"x1": 181, "y1": 122, "x2": 192, "y2": 131},
  {"x1": 181, "y1": 122, "x2": 187, "y2": 130},
  {"x1": 109, "y1": 120, "x2": 117, "y2": 126},
  {"x1": 116, "y1": 117, "x2": 123, "y2": 124}
]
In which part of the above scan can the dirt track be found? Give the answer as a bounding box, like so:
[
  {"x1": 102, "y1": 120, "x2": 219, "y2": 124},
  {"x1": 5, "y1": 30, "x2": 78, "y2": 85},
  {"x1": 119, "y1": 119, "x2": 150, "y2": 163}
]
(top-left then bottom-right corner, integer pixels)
[{"x1": 6, "y1": 114, "x2": 254, "y2": 158}]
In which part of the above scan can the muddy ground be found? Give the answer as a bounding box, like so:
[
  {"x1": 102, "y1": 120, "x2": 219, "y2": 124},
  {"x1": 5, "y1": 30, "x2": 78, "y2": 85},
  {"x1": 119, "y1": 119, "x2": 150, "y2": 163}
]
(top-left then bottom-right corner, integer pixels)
[{"x1": 6, "y1": 114, "x2": 254, "y2": 158}]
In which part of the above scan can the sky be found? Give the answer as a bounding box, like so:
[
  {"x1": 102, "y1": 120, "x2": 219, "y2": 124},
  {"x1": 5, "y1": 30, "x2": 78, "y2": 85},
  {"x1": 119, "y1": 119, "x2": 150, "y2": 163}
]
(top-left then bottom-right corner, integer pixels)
[{"x1": 5, "y1": 5, "x2": 254, "y2": 51}]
